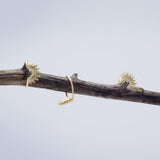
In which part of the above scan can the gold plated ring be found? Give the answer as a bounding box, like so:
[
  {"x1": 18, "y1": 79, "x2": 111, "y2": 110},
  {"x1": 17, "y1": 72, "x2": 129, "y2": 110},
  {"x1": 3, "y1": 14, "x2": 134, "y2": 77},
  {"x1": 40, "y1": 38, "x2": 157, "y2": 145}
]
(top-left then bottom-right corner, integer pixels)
[
  {"x1": 59, "y1": 75, "x2": 74, "y2": 105},
  {"x1": 118, "y1": 72, "x2": 143, "y2": 90},
  {"x1": 25, "y1": 60, "x2": 40, "y2": 88}
]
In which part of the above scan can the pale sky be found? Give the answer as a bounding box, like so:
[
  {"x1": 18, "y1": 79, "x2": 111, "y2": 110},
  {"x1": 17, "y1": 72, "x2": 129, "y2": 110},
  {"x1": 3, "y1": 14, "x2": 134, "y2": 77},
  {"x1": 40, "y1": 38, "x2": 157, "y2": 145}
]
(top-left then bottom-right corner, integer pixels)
[{"x1": 0, "y1": 0, "x2": 160, "y2": 160}]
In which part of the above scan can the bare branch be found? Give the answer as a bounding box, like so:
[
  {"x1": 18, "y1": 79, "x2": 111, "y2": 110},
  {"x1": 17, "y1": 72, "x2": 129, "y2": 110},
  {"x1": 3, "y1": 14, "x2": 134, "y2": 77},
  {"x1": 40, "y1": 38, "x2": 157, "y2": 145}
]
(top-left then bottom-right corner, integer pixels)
[{"x1": 0, "y1": 66, "x2": 160, "y2": 106}]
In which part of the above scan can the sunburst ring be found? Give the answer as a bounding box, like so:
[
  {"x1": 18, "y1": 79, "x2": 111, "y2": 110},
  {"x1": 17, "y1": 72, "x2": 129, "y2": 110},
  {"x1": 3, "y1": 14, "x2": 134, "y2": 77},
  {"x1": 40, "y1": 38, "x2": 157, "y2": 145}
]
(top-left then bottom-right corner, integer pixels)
[
  {"x1": 118, "y1": 72, "x2": 136, "y2": 86},
  {"x1": 25, "y1": 60, "x2": 40, "y2": 88}
]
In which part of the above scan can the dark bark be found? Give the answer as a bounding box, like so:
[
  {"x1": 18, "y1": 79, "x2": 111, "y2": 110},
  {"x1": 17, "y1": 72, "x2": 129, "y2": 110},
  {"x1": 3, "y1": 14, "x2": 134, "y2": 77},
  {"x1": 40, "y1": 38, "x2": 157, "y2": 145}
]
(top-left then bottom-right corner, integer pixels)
[{"x1": 0, "y1": 67, "x2": 160, "y2": 106}]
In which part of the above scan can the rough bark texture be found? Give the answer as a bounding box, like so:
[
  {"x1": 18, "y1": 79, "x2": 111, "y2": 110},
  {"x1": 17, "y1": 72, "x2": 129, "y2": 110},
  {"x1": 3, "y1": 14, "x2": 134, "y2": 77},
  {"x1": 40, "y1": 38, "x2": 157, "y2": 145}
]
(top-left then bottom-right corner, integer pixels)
[{"x1": 0, "y1": 67, "x2": 160, "y2": 106}]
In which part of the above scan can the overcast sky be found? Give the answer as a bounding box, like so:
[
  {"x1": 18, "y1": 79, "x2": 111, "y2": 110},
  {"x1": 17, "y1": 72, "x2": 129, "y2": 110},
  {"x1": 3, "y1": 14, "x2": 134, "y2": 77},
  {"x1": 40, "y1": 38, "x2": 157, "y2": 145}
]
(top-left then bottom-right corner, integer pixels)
[{"x1": 0, "y1": 0, "x2": 160, "y2": 160}]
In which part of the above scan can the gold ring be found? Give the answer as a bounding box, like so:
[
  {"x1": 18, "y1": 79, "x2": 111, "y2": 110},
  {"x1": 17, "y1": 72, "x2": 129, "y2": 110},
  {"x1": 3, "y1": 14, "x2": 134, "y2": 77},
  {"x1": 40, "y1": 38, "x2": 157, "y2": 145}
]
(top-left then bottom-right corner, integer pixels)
[{"x1": 59, "y1": 75, "x2": 74, "y2": 105}]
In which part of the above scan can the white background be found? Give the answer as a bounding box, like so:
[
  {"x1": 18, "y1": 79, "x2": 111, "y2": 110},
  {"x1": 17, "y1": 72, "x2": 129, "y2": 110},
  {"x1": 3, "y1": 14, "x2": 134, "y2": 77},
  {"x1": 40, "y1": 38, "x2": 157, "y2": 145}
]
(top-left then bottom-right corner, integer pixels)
[{"x1": 0, "y1": 0, "x2": 160, "y2": 159}]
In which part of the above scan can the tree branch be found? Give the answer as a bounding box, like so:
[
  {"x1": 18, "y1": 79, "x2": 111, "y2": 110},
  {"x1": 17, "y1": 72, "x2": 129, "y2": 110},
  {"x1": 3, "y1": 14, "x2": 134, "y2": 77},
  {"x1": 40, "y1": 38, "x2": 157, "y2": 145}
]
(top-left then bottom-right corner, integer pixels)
[{"x1": 0, "y1": 66, "x2": 160, "y2": 106}]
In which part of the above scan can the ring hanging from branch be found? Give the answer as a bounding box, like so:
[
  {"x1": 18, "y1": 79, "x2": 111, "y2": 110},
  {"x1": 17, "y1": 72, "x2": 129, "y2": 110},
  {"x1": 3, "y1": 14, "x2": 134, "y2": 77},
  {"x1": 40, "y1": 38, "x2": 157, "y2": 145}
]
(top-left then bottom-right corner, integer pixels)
[
  {"x1": 0, "y1": 60, "x2": 160, "y2": 106},
  {"x1": 58, "y1": 75, "x2": 74, "y2": 105}
]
